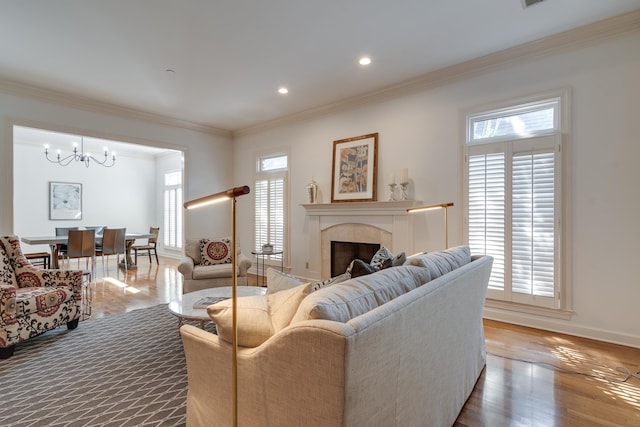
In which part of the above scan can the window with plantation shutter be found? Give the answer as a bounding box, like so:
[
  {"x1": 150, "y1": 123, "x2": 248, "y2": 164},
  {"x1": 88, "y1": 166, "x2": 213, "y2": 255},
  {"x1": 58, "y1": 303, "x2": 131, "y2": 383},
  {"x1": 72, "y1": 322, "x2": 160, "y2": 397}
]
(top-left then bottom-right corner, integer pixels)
[
  {"x1": 255, "y1": 153, "x2": 288, "y2": 264},
  {"x1": 163, "y1": 171, "x2": 182, "y2": 249},
  {"x1": 465, "y1": 95, "x2": 566, "y2": 312}
]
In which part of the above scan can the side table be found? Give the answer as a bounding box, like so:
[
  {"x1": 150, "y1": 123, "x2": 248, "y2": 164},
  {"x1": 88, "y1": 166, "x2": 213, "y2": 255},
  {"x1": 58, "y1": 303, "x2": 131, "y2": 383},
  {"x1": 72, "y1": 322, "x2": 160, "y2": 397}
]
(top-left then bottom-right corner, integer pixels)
[{"x1": 251, "y1": 250, "x2": 284, "y2": 286}]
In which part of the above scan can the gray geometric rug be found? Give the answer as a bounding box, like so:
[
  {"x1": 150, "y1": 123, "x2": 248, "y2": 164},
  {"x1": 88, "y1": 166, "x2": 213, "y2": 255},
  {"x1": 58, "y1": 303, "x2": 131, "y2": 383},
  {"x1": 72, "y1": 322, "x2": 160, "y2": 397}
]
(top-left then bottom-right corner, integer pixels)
[{"x1": 0, "y1": 304, "x2": 191, "y2": 427}]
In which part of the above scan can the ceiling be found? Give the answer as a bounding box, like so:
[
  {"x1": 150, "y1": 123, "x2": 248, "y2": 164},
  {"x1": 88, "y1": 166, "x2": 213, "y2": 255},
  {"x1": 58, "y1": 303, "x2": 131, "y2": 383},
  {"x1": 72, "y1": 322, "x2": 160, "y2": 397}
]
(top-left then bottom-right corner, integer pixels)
[{"x1": 2, "y1": 0, "x2": 639, "y2": 133}]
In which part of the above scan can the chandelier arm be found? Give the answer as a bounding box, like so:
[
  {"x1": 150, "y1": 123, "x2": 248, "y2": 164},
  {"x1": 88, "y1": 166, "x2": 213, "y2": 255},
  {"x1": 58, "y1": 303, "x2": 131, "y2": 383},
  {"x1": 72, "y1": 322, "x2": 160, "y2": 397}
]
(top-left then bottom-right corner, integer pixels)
[
  {"x1": 88, "y1": 153, "x2": 116, "y2": 167},
  {"x1": 44, "y1": 137, "x2": 116, "y2": 168}
]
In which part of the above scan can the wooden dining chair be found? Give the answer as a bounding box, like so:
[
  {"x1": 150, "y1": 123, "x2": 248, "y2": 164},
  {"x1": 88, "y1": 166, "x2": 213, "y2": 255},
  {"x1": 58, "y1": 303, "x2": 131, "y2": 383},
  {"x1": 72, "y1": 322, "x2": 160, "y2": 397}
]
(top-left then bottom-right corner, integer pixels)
[
  {"x1": 66, "y1": 229, "x2": 96, "y2": 318},
  {"x1": 97, "y1": 228, "x2": 127, "y2": 275},
  {"x1": 55, "y1": 226, "x2": 79, "y2": 265},
  {"x1": 132, "y1": 226, "x2": 159, "y2": 265}
]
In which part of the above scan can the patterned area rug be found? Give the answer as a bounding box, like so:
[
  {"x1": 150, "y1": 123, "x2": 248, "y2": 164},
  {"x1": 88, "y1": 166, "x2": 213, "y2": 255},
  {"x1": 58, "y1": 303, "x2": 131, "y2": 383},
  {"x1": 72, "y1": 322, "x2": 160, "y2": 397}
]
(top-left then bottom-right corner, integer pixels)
[{"x1": 0, "y1": 304, "x2": 194, "y2": 427}]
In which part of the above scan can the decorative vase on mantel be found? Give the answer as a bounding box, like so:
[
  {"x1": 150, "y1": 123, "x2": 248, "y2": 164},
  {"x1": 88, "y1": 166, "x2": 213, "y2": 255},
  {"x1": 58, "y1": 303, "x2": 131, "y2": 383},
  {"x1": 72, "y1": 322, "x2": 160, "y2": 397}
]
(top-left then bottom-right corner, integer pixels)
[{"x1": 307, "y1": 177, "x2": 318, "y2": 204}]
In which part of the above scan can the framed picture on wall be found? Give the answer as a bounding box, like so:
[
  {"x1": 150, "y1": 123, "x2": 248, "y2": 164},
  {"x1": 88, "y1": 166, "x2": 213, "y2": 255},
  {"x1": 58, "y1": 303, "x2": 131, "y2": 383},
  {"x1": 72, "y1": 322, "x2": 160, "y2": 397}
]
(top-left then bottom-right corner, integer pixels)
[
  {"x1": 331, "y1": 133, "x2": 378, "y2": 203},
  {"x1": 49, "y1": 181, "x2": 82, "y2": 220}
]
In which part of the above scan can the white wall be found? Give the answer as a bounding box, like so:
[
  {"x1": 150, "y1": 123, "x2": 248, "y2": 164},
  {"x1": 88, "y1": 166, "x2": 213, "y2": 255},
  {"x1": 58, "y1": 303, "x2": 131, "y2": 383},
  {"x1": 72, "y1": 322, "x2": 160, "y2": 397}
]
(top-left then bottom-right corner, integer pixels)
[
  {"x1": 14, "y1": 141, "x2": 154, "y2": 235},
  {"x1": 0, "y1": 90, "x2": 235, "y2": 245},
  {"x1": 234, "y1": 32, "x2": 640, "y2": 347}
]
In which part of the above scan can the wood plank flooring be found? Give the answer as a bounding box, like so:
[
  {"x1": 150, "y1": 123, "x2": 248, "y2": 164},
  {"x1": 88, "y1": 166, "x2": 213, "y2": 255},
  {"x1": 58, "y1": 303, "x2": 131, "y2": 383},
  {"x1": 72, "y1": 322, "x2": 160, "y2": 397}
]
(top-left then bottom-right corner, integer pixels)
[{"x1": 84, "y1": 257, "x2": 640, "y2": 426}]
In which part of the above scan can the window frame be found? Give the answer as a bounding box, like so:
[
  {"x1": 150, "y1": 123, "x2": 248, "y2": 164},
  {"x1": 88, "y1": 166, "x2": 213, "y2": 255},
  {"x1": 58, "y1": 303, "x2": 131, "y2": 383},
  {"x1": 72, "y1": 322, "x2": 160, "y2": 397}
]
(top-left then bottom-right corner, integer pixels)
[
  {"x1": 163, "y1": 170, "x2": 183, "y2": 250},
  {"x1": 254, "y1": 149, "x2": 289, "y2": 268},
  {"x1": 463, "y1": 89, "x2": 571, "y2": 318}
]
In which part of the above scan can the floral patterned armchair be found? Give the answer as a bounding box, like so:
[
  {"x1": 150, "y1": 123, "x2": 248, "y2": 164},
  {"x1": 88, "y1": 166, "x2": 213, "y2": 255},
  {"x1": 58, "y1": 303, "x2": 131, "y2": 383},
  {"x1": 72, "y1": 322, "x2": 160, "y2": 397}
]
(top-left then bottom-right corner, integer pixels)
[{"x1": 0, "y1": 235, "x2": 83, "y2": 359}]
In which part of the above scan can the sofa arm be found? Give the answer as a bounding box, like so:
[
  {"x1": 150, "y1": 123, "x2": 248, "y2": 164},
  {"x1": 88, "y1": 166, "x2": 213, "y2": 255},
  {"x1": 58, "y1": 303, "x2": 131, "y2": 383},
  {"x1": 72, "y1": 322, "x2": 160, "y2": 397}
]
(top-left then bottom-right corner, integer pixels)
[
  {"x1": 177, "y1": 256, "x2": 195, "y2": 279},
  {"x1": 237, "y1": 252, "x2": 252, "y2": 277}
]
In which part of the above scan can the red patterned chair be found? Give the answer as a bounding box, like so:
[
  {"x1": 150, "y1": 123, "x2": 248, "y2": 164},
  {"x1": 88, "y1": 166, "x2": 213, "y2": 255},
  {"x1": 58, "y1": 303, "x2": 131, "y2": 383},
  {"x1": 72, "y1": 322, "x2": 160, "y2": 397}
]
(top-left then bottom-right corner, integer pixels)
[{"x1": 0, "y1": 235, "x2": 83, "y2": 359}]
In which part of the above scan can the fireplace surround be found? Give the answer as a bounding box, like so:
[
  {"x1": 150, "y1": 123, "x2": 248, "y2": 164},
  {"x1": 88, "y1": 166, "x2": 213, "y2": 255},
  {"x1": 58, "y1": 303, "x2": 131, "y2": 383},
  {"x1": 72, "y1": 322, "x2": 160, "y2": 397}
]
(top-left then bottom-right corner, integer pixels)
[{"x1": 303, "y1": 201, "x2": 421, "y2": 279}]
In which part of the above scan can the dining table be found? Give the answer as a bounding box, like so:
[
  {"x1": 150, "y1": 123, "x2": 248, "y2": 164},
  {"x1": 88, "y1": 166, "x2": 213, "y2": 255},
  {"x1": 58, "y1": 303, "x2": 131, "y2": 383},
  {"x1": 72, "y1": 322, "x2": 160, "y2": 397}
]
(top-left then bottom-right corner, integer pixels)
[{"x1": 21, "y1": 232, "x2": 155, "y2": 270}]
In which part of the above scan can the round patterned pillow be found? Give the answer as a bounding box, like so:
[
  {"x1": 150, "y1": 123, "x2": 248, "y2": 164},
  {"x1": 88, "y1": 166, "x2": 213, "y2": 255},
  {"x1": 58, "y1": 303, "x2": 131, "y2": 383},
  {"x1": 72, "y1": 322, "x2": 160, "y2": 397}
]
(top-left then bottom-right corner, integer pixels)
[{"x1": 200, "y1": 238, "x2": 232, "y2": 265}]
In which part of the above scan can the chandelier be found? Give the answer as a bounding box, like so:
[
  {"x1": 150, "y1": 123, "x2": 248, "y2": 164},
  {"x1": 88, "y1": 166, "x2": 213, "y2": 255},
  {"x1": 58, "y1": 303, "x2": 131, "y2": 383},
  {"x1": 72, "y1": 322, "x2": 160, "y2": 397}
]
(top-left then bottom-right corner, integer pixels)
[{"x1": 44, "y1": 137, "x2": 116, "y2": 168}]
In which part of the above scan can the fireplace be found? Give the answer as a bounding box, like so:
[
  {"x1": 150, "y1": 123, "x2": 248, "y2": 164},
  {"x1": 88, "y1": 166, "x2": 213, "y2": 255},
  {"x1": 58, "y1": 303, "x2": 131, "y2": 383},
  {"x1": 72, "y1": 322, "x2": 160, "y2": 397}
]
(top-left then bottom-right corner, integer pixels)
[
  {"x1": 331, "y1": 241, "x2": 380, "y2": 277},
  {"x1": 303, "y1": 201, "x2": 421, "y2": 279}
]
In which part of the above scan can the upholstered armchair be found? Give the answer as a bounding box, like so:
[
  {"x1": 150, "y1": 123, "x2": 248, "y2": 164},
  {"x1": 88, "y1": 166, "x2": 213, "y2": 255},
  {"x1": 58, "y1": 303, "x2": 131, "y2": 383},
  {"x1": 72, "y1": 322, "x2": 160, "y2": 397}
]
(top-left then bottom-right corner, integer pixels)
[
  {"x1": 178, "y1": 237, "x2": 251, "y2": 293},
  {"x1": 0, "y1": 235, "x2": 83, "y2": 359}
]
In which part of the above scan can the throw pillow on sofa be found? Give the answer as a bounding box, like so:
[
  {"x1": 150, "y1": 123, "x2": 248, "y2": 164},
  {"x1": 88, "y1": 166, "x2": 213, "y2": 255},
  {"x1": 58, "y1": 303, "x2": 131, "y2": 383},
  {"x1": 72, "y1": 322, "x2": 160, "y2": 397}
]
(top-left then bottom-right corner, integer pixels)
[
  {"x1": 347, "y1": 259, "x2": 378, "y2": 278},
  {"x1": 200, "y1": 238, "x2": 233, "y2": 265},
  {"x1": 310, "y1": 272, "x2": 351, "y2": 291},
  {"x1": 208, "y1": 283, "x2": 312, "y2": 347},
  {"x1": 266, "y1": 268, "x2": 304, "y2": 294},
  {"x1": 369, "y1": 246, "x2": 394, "y2": 270}
]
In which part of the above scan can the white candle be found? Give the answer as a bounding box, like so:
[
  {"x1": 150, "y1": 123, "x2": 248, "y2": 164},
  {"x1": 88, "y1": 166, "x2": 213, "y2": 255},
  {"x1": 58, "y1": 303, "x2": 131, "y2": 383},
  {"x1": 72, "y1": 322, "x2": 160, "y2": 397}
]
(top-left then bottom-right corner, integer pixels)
[
  {"x1": 389, "y1": 173, "x2": 396, "y2": 184},
  {"x1": 400, "y1": 168, "x2": 408, "y2": 183}
]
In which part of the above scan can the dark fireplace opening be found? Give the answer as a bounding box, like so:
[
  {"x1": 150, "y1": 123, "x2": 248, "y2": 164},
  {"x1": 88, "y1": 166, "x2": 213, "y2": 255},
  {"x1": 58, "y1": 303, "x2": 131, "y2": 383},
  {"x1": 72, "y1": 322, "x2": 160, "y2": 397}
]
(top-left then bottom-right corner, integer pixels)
[{"x1": 331, "y1": 241, "x2": 380, "y2": 277}]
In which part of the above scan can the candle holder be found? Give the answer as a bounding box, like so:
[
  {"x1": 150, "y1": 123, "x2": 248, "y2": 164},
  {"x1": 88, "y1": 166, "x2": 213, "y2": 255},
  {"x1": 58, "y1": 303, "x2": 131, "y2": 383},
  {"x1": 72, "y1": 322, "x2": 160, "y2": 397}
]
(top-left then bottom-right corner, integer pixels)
[
  {"x1": 388, "y1": 183, "x2": 397, "y2": 201},
  {"x1": 400, "y1": 182, "x2": 409, "y2": 200}
]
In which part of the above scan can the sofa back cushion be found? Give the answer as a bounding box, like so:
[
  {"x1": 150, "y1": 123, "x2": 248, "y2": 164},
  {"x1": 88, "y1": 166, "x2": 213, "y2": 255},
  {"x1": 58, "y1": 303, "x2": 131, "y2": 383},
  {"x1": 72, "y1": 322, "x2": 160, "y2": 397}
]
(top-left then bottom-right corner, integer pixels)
[
  {"x1": 403, "y1": 245, "x2": 471, "y2": 279},
  {"x1": 291, "y1": 265, "x2": 431, "y2": 324}
]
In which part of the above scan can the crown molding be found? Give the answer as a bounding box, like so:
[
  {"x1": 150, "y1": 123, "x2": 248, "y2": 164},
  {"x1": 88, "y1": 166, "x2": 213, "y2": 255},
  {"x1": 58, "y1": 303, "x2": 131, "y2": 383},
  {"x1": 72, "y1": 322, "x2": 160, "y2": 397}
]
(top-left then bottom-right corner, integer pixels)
[
  {"x1": 233, "y1": 8, "x2": 640, "y2": 138},
  {"x1": 0, "y1": 78, "x2": 232, "y2": 138}
]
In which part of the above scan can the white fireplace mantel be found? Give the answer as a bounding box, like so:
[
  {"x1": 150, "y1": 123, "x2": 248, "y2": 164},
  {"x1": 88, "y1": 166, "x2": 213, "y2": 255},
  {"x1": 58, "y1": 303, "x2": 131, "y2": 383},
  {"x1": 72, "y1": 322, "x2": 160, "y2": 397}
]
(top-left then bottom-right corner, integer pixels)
[
  {"x1": 302, "y1": 200, "x2": 422, "y2": 216},
  {"x1": 303, "y1": 201, "x2": 422, "y2": 278}
]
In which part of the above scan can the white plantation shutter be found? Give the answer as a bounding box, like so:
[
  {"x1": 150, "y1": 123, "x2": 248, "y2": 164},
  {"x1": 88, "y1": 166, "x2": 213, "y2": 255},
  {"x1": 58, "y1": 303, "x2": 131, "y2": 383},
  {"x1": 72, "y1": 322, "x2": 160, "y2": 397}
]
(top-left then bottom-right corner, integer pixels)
[
  {"x1": 468, "y1": 151, "x2": 505, "y2": 294},
  {"x1": 255, "y1": 172, "x2": 286, "y2": 262},
  {"x1": 511, "y1": 149, "x2": 556, "y2": 307},
  {"x1": 163, "y1": 172, "x2": 182, "y2": 249},
  {"x1": 466, "y1": 134, "x2": 561, "y2": 309}
]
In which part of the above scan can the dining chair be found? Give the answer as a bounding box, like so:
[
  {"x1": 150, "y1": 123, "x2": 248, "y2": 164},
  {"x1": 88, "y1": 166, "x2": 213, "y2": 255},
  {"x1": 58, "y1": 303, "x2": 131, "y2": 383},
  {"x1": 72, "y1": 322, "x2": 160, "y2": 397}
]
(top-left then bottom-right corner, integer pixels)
[
  {"x1": 85, "y1": 226, "x2": 106, "y2": 252},
  {"x1": 66, "y1": 229, "x2": 96, "y2": 318},
  {"x1": 132, "y1": 226, "x2": 160, "y2": 265},
  {"x1": 55, "y1": 226, "x2": 79, "y2": 265},
  {"x1": 97, "y1": 228, "x2": 127, "y2": 275}
]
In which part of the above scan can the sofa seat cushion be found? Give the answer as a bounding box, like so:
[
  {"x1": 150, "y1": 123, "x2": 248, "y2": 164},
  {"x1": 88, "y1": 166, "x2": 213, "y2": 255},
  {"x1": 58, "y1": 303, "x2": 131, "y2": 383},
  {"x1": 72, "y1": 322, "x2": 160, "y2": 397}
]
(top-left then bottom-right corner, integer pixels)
[
  {"x1": 192, "y1": 264, "x2": 237, "y2": 280},
  {"x1": 15, "y1": 286, "x2": 74, "y2": 316},
  {"x1": 291, "y1": 265, "x2": 431, "y2": 324},
  {"x1": 208, "y1": 283, "x2": 312, "y2": 347},
  {"x1": 404, "y1": 246, "x2": 471, "y2": 279}
]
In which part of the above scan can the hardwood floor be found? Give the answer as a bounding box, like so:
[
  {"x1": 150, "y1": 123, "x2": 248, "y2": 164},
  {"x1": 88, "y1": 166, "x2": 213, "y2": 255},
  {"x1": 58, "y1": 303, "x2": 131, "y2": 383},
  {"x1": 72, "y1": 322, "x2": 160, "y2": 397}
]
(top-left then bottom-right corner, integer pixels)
[{"x1": 85, "y1": 258, "x2": 640, "y2": 426}]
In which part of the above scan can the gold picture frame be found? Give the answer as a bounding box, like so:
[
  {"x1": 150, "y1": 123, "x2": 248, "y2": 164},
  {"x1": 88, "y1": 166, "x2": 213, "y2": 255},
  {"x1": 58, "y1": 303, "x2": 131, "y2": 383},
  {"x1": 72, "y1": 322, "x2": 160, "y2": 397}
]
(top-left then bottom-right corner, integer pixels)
[{"x1": 331, "y1": 133, "x2": 378, "y2": 203}]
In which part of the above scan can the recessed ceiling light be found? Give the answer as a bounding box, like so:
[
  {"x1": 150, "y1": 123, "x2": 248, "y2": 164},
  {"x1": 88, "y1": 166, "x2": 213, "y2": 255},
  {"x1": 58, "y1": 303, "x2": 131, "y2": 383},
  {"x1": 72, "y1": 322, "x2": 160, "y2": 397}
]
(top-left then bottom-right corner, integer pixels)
[
  {"x1": 278, "y1": 87, "x2": 289, "y2": 94},
  {"x1": 359, "y1": 57, "x2": 371, "y2": 66}
]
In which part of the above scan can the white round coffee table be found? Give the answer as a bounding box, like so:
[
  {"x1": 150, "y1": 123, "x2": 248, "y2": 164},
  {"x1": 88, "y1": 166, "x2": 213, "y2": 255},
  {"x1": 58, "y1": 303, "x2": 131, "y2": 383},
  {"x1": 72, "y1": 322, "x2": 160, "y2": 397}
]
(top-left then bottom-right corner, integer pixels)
[{"x1": 168, "y1": 286, "x2": 267, "y2": 328}]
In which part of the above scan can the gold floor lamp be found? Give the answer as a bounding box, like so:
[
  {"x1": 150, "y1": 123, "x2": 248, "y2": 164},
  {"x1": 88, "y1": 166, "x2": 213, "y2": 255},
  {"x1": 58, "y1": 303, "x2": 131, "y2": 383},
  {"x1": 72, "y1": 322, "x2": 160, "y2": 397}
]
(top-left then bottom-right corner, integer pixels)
[
  {"x1": 183, "y1": 185, "x2": 250, "y2": 427},
  {"x1": 406, "y1": 202, "x2": 454, "y2": 249}
]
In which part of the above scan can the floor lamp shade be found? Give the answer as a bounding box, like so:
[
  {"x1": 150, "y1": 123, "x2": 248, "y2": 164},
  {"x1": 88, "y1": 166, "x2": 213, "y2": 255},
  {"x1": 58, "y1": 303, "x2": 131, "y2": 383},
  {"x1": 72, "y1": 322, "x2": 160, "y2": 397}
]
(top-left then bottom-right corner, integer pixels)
[
  {"x1": 183, "y1": 185, "x2": 250, "y2": 427},
  {"x1": 406, "y1": 202, "x2": 454, "y2": 249}
]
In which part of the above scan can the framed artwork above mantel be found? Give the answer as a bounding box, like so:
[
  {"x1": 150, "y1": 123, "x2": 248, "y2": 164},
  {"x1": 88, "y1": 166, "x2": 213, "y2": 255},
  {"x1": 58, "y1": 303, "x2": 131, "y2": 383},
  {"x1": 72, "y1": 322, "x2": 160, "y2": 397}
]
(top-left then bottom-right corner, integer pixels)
[{"x1": 331, "y1": 133, "x2": 378, "y2": 203}]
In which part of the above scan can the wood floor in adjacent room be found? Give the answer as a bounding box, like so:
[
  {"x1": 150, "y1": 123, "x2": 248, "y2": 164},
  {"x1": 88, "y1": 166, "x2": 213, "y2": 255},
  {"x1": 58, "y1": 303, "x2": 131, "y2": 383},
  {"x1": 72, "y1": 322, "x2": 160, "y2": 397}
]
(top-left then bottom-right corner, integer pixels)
[{"x1": 85, "y1": 257, "x2": 640, "y2": 426}]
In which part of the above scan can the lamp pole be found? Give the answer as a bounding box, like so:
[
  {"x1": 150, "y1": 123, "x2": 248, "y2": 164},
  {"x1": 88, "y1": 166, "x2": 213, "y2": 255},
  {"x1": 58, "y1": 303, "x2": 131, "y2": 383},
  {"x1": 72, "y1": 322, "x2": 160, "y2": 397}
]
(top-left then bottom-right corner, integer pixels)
[{"x1": 184, "y1": 185, "x2": 250, "y2": 427}]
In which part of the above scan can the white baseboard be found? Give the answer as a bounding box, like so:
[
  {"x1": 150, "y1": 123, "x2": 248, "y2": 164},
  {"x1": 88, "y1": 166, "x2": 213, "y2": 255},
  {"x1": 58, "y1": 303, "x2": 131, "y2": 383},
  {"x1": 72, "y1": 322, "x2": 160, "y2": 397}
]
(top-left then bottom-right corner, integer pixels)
[{"x1": 484, "y1": 306, "x2": 640, "y2": 349}]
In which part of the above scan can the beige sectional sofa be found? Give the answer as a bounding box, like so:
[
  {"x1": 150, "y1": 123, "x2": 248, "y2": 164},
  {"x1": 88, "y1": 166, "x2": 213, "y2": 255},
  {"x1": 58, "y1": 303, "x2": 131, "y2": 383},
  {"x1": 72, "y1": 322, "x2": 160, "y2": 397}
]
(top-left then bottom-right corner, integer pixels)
[
  {"x1": 180, "y1": 246, "x2": 493, "y2": 426},
  {"x1": 177, "y1": 238, "x2": 252, "y2": 293}
]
